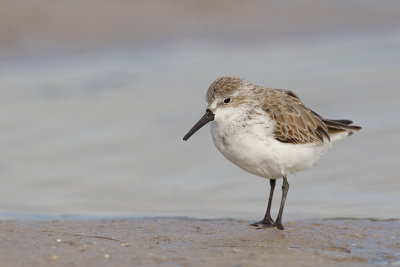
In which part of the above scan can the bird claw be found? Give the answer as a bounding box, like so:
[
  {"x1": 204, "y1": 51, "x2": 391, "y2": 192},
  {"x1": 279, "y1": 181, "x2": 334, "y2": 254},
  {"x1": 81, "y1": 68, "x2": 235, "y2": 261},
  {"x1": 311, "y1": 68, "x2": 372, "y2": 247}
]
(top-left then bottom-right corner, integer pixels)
[
  {"x1": 250, "y1": 218, "x2": 275, "y2": 228},
  {"x1": 273, "y1": 221, "x2": 284, "y2": 230},
  {"x1": 250, "y1": 219, "x2": 284, "y2": 230}
]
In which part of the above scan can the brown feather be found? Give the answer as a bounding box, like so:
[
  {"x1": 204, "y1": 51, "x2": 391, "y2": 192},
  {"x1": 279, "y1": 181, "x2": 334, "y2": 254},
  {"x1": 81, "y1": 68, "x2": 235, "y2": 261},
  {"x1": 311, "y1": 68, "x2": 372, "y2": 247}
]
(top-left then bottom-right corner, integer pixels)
[
  {"x1": 263, "y1": 90, "x2": 330, "y2": 144},
  {"x1": 205, "y1": 76, "x2": 361, "y2": 144}
]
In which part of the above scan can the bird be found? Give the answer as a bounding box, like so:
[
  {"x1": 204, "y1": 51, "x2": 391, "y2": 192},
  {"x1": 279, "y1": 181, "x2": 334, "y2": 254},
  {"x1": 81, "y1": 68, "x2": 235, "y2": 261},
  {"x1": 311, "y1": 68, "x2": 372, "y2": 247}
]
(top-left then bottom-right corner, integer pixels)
[{"x1": 183, "y1": 76, "x2": 361, "y2": 230}]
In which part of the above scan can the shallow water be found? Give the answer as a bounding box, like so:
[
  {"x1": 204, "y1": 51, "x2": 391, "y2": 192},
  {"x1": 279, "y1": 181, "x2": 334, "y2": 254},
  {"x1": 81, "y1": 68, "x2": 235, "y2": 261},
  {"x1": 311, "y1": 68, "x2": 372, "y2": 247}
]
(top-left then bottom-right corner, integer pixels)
[{"x1": 0, "y1": 0, "x2": 399, "y2": 220}]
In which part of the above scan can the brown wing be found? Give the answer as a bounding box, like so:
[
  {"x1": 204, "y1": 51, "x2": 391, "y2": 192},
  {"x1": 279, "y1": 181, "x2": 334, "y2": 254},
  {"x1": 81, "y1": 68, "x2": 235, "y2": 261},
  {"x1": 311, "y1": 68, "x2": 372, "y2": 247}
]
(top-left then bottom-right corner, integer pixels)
[{"x1": 264, "y1": 89, "x2": 330, "y2": 144}]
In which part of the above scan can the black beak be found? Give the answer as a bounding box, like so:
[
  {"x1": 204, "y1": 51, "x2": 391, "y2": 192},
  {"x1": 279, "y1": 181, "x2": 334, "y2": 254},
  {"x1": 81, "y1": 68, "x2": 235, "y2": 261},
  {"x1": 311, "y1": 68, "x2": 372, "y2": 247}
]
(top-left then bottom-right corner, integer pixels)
[{"x1": 183, "y1": 109, "x2": 215, "y2": 141}]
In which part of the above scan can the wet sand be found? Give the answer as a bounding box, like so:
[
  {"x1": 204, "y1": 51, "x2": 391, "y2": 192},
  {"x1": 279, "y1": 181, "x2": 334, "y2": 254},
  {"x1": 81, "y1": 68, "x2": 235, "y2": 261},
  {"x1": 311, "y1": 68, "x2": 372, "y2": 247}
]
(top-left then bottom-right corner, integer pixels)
[
  {"x1": 0, "y1": 217, "x2": 398, "y2": 266},
  {"x1": 0, "y1": 0, "x2": 399, "y2": 223}
]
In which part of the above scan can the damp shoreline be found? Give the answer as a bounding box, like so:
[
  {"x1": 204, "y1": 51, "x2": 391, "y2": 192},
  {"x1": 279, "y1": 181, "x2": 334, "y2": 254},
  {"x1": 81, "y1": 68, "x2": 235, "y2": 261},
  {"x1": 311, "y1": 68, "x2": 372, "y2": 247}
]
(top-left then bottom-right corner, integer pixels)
[{"x1": 0, "y1": 217, "x2": 398, "y2": 266}]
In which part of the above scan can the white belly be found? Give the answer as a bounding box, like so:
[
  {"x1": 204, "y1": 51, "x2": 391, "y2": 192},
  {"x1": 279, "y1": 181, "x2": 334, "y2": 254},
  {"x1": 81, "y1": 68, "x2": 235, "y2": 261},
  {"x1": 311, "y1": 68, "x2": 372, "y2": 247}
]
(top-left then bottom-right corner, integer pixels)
[{"x1": 210, "y1": 121, "x2": 332, "y2": 179}]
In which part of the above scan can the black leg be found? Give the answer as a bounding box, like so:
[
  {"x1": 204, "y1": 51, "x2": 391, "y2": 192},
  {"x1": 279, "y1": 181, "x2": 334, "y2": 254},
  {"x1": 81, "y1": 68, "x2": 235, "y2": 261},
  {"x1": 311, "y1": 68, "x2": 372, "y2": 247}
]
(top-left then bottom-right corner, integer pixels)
[
  {"x1": 251, "y1": 179, "x2": 276, "y2": 228},
  {"x1": 274, "y1": 176, "x2": 289, "y2": 230},
  {"x1": 263, "y1": 179, "x2": 276, "y2": 224}
]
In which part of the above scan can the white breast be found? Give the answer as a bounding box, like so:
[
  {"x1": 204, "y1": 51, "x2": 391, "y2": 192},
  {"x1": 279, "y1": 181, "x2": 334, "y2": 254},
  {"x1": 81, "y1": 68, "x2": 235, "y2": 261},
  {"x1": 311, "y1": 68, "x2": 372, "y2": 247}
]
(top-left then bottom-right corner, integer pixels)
[{"x1": 210, "y1": 107, "x2": 333, "y2": 179}]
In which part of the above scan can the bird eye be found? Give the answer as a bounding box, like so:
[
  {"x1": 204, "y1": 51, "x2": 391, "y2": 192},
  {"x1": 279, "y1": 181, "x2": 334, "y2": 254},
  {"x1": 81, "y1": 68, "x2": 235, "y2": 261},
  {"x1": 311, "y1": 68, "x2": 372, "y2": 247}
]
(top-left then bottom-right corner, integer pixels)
[{"x1": 224, "y1": 98, "x2": 231, "y2": 104}]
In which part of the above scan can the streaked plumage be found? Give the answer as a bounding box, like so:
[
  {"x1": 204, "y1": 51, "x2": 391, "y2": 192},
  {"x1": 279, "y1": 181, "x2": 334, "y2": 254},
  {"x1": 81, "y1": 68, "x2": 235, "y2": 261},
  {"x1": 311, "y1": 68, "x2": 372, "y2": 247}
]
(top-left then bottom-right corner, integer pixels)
[{"x1": 184, "y1": 76, "x2": 361, "y2": 230}]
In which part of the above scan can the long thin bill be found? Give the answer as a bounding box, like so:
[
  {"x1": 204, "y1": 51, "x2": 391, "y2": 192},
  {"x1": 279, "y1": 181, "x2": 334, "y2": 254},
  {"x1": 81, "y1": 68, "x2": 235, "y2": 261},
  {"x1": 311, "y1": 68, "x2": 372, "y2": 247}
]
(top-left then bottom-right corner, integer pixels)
[{"x1": 183, "y1": 109, "x2": 215, "y2": 141}]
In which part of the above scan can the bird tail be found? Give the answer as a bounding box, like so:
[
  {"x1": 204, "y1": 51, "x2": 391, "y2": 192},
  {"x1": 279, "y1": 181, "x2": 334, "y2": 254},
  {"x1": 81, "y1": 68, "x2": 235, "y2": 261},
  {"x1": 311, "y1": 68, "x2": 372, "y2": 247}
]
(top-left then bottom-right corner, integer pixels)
[{"x1": 322, "y1": 119, "x2": 362, "y2": 136}]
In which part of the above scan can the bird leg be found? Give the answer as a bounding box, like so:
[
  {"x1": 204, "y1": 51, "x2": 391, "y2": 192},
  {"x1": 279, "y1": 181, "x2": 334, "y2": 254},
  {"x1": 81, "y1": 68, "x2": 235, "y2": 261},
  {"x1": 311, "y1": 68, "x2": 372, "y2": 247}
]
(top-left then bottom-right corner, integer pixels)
[
  {"x1": 274, "y1": 176, "x2": 289, "y2": 230},
  {"x1": 251, "y1": 179, "x2": 276, "y2": 228}
]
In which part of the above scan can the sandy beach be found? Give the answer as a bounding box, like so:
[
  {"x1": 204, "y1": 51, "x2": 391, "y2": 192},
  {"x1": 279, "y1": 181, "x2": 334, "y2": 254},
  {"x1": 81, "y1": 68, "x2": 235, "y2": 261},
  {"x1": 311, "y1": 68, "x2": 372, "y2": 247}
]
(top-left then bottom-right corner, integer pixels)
[{"x1": 0, "y1": 217, "x2": 399, "y2": 266}]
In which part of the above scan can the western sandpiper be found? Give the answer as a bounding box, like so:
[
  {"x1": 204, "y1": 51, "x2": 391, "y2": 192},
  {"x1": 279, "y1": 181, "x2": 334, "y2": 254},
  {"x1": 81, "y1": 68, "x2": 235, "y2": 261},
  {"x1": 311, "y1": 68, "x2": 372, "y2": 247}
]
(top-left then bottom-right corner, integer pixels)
[{"x1": 183, "y1": 76, "x2": 361, "y2": 230}]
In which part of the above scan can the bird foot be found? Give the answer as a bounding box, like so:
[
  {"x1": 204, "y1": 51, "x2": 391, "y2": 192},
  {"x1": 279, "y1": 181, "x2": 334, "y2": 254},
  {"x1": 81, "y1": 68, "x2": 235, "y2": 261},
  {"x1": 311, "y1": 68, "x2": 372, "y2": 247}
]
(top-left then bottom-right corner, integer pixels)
[
  {"x1": 274, "y1": 221, "x2": 284, "y2": 230},
  {"x1": 250, "y1": 219, "x2": 284, "y2": 230},
  {"x1": 250, "y1": 218, "x2": 275, "y2": 228}
]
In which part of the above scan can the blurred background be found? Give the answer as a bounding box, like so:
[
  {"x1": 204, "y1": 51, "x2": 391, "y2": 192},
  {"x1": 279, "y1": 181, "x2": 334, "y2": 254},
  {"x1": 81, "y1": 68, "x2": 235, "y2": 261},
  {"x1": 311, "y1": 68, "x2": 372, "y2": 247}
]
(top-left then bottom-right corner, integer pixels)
[{"x1": 0, "y1": 0, "x2": 399, "y2": 220}]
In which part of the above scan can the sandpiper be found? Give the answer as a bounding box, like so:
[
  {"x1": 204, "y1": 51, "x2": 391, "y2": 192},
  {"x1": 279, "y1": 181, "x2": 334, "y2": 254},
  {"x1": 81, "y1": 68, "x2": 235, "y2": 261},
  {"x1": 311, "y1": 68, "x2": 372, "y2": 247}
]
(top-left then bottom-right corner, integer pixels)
[{"x1": 183, "y1": 76, "x2": 361, "y2": 230}]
